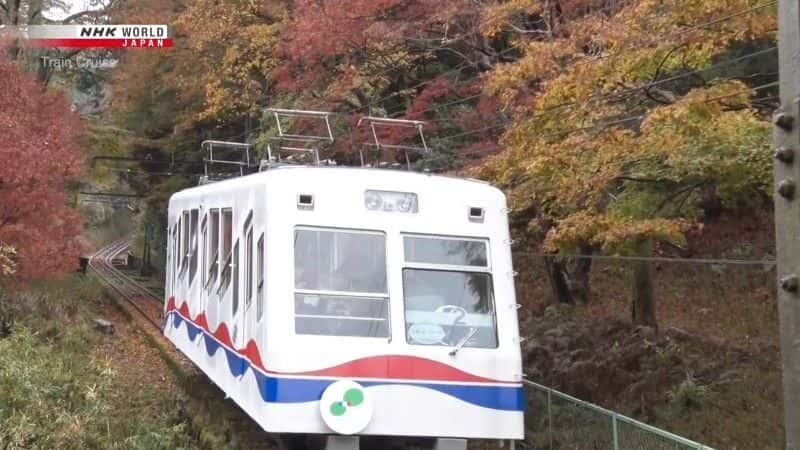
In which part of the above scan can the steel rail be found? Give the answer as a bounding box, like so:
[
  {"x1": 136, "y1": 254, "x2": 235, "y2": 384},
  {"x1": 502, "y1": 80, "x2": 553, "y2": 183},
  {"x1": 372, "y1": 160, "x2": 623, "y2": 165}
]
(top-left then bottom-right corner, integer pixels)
[{"x1": 88, "y1": 239, "x2": 164, "y2": 330}]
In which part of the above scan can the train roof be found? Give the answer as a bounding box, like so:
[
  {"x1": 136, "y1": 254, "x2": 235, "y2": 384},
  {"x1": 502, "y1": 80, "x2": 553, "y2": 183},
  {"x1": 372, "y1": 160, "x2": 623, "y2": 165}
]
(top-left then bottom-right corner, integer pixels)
[{"x1": 169, "y1": 165, "x2": 500, "y2": 202}]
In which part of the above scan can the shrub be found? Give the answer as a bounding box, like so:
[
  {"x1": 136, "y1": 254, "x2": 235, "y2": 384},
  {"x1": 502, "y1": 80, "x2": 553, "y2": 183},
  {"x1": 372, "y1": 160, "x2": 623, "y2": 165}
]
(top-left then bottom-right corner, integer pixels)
[{"x1": 667, "y1": 374, "x2": 709, "y2": 413}]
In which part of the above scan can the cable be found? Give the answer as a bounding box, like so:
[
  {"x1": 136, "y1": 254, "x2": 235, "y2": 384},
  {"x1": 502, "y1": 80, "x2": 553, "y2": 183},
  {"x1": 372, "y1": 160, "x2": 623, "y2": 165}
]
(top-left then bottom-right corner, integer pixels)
[
  {"x1": 216, "y1": 5, "x2": 777, "y2": 147},
  {"x1": 514, "y1": 251, "x2": 775, "y2": 266},
  {"x1": 406, "y1": 43, "x2": 776, "y2": 127},
  {"x1": 383, "y1": 2, "x2": 777, "y2": 121},
  {"x1": 355, "y1": 46, "x2": 522, "y2": 114},
  {"x1": 532, "y1": 46, "x2": 778, "y2": 118},
  {"x1": 439, "y1": 79, "x2": 779, "y2": 146},
  {"x1": 565, "y1": 1, "x2": 776, "y2": 71}
]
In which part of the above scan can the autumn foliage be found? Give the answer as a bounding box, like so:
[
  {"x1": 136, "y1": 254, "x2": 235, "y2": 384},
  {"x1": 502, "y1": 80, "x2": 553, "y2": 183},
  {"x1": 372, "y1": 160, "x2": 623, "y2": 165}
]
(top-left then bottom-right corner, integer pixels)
[
  {"x1": 108, "y1": 0, "x2": 777, "y2": 255},
  {"x1": 0, "y1": 52, "x2": 85, "y2": 280}
]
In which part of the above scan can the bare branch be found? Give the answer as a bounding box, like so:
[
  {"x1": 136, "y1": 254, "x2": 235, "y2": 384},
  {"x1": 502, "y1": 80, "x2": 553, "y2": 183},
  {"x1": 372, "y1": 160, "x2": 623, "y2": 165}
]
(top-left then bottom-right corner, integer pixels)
[
  {"x1": 60, "y1": 8, "x2": 109, "y2": 24},
  {"x1": 506, "y1": 23, "x2": 552, "y2": 36}
]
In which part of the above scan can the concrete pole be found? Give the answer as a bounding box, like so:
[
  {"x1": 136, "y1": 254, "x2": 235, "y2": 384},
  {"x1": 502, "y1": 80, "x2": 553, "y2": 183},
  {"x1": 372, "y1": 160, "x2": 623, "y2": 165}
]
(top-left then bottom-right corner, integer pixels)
[{"x1": 774, "y1": 1, "x2": 800, "y2": 448}]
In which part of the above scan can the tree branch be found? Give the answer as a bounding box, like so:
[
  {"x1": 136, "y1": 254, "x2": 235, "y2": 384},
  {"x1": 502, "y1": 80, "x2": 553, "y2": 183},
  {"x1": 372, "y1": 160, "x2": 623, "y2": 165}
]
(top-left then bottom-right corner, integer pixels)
[
  {"x1": 650, "y1": 180, "x2": 709, "y2": 217},
  {"x1": 615, "y1": 176, "x2": 675, "y2": 184},
  {"x1": 60, "y1": 9, "x2": 109, "y2": 24},
  {"x1": 506, "y1": 23, "x2": 552, "y2": 36}
]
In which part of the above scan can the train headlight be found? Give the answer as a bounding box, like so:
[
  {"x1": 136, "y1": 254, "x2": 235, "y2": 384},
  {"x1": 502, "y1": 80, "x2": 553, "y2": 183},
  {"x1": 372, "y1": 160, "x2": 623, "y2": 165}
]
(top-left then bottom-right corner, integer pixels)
[{"x1": 364, "y1": 190, "x2": 418, "y2": 213}]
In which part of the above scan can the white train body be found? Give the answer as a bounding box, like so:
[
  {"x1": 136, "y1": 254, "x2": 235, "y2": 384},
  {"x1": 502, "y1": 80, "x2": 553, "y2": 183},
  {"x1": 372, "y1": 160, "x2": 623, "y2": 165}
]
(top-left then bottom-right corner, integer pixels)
[{"x1": 163, "y1": 166, "x2": 524, "y2": 441}]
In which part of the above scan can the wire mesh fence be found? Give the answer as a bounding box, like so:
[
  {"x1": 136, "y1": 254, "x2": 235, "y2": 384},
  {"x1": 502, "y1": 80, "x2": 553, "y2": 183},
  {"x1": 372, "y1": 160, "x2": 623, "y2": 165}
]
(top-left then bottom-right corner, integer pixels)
[{"x1": 522, "y1": 379, "x2": 714, "y2": 450}]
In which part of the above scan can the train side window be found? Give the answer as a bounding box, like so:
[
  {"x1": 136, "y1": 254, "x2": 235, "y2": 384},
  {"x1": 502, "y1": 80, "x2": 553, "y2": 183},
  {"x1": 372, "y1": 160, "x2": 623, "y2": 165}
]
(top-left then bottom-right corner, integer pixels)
[
  {"x1": 401, "y1": 235, "x2": 498, "y2": 349},
  {"x1": 188, "y1": 209, "x2": 199, "y2": 285},
  {"x1": 181, "y1": 211, "x2": 190, "y2": 276},
  {"x1": 256, "y1": 233, "x2": 265, "y2": 322},
  {"x1": 206, "y1": 209, "x2": 220, "y2": 292},
  {"x1": 172, "y1": 223, "x2": 179, "y2": 292},
  {"x1": 167, "y1": 224, "x2": 174, "y2": 296},
  {"x1": 176, "y1": 216, "x2": 182, "y2": 278},
  {"x1": 243, "y1": 212, "x2": 253, "y2": 310},
  {"x1": 293, "y1": 227, "x2": 389, "y2": 338},
  {"x1": 200, "y1": 214, "x2": 208, "y2": 287},
  {"x1": 222, "y1": 208, "x2": 232, "y2": 261},
  {"x1": 232, "y1": 241, "x2": 240, "y2": 316},
  {"x1": 217, "y1": 208, "x2": 234, "y2": 299}
]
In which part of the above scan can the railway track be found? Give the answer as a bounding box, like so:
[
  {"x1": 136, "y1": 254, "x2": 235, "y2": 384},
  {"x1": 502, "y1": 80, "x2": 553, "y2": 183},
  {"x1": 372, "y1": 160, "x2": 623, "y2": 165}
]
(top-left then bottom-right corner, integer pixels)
[
  {"x1": 89, "y1": 239, "x2": 164, "y2": 329},
  {"x1": 89, "y1": 239, "x2": 282, "y2": 450}
]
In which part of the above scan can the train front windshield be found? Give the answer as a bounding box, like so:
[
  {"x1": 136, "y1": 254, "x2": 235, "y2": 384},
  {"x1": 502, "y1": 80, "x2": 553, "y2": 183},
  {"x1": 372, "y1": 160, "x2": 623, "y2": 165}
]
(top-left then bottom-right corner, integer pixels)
[
  {"x1": 292, "y1": 229, "x2": 498, "y2": 347},
  {"x1": 294, "y1": 227, "x2": 389, "y2": 338},
  {"x1": 402, "y1": 236, "x2": 498, "y2": 349}
]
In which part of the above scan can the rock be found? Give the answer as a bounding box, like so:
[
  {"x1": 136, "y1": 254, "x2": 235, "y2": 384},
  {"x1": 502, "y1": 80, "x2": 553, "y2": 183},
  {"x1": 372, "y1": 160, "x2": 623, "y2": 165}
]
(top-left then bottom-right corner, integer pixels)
[
  {"x1": 665, "y1": 326, "x2": 694, "y2": 342},
  {"x1": 569, "y1": 349, "x2": 591, "y2": 361},
  {"x1": 543, "y1": 327, "x2": 565, "y2": 338},
  {"x1": 552, "y1": 337, "x2": 571, "y2": 351},
  {"x1": 717, "y1": 369, "x2": 741, "y2": 384},
  {"x1": 634, "y1": 325, "x2": 657, "y2": 341},
  {"x1": 565, "y1": 360, "x2": 598, "y2": 379},
  {"x1": 92, "y1": 318, "x2": 115, "y2": 335}
]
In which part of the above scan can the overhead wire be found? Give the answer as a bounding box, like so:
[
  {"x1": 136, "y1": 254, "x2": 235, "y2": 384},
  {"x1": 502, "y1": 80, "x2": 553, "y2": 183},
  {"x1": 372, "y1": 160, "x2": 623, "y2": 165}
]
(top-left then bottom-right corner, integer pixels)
[
  {"x1": 513, "y1": 251, "x2": 776, "y2": 266},
  {"x1": 215, "y1": 2, "x2": 778, "y2": 151},
  {"x1": 381, "y1": 1, "x2": 777, "y2": 121},
  {"x1": 452, "y1": 79, "x2": 779, "y2": 147}
]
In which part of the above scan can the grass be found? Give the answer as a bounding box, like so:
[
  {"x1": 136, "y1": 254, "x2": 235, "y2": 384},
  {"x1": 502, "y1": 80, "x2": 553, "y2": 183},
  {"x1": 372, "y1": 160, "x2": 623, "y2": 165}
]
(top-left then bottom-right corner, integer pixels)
[{"x1": 0, "y1": 275, "x2": 203, "y2": 450}]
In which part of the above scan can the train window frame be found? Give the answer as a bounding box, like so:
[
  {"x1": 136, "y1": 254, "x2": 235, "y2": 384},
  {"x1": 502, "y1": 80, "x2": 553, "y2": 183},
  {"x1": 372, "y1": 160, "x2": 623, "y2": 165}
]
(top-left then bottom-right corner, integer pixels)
[
  {"x1": 403, "y1": 234, "x2": 491, "y2": 269},
  {"x1": 176, "y1": 215, "x2": 183, "y2": 279},
  {"x1": 400, "y1": 234, "x2": 499, "y2": 350},
  {"x1": 206, "y1": 209, "x2": 220, "y2": 293},
  {"x1": 293, "y1": 226, "x2": 390, "y2": 339},
  {"x1": 243, "y1": 212, "x2": 254, "y2": 311},
  {"x1": 188, "y1": 209, "x2": 199, "y2": 285},
  {"x1": 232, "y1": 240, "x2": 240, "y2": 316},
  {"x1": 200, "y1": 214, "x2": 208, "y2": 287},
  {"x1": 172, "y1": 222, "x2": 179, "y2": 292},
  {"x1": 180, "y1": 210, "x2": 190, "y2": 277},
  {"x1": 221, "y1": 208, "x2": 233, "y2": 263},
  {"x1": 216, "y1": 208, "x2": 234, "y2": 300},
  {"x1": 167, "y1": 224, "x2": 175, "y2": 296},
  {"x1": 256, "y1": 233, "x2": 265, "y2": 322}
]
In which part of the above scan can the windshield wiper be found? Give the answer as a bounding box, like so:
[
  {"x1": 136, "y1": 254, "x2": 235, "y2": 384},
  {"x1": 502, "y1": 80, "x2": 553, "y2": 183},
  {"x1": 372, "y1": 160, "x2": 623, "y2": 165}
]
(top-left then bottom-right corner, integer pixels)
[{"x1": 449, "y1": 327, "x2": 478, "y2": 356}]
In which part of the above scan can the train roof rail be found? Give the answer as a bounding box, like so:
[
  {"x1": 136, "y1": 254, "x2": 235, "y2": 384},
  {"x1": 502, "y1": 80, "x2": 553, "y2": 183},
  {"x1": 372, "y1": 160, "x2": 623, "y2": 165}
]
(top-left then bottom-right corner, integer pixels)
[
  {"x1": 261, "y1": 108, "x2": 335, "y2": 171},
  {"x1": 357, "y1": 116, "x2": 429, "y2": 170},
  {"x1": 201, "y1": 140, "x2": 253, "y2": 183}
]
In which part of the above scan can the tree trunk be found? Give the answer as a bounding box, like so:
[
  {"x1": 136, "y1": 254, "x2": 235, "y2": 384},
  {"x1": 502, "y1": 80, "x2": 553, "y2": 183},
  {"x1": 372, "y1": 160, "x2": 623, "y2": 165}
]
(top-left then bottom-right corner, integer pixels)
[
  {"x1": 566, "y1": 245, "x2": 593, "y2": 303},
  {"x1": 0, "y1": 296, "x2": 9, "y2": 338},
  {"x1": 543, "y1": 245, "x2": 593, "y2": 304},
  {"x1": 631, "y1": 240, "x2": 657, "y2": 327},
  {"x1": 544, "y1": 255, "x2": 573, "y2": 304}
]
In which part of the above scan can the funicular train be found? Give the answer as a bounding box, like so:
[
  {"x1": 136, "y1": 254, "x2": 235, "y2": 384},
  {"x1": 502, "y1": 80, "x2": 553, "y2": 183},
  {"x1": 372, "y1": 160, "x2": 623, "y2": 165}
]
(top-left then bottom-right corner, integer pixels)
[{"x1": 163, "y1": 110, "x2": 524, "y2": 450}]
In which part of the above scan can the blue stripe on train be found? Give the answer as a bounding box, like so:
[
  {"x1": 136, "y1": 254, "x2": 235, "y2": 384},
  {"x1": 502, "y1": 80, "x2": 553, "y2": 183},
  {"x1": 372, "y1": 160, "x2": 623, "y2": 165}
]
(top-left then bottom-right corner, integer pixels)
[{"x1": 166, "y1": 311, "x2": 524, "y2": 411}]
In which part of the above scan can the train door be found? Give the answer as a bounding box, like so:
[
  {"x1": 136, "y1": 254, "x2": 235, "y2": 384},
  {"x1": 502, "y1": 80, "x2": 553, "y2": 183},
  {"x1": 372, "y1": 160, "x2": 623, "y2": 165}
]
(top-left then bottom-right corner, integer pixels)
[{"x1": 232, "y1": 211, "x2": 252, "y2": 348}]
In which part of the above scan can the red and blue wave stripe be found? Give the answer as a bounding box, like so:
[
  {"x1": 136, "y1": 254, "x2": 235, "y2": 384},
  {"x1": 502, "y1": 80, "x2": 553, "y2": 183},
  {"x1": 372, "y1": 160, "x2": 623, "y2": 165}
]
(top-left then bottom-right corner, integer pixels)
[{"x1": 164, "y1": 298, "x2": 524, "y2": 411}]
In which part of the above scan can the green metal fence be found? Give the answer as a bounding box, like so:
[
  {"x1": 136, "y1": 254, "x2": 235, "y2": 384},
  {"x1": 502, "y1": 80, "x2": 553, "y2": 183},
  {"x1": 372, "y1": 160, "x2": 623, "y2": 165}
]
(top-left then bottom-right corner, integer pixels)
[{"x1": 522, "y1": 379, "x2": 714, "y2": 450}]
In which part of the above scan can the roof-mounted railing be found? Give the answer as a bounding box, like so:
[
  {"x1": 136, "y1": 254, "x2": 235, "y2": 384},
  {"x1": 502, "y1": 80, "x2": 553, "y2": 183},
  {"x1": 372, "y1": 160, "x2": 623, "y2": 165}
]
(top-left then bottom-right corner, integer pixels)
[
  {"x1": 201, "y1": 140, "x2": 253, "y2": 184},
  {"x1": 357, "y1": 116, "x2": 429, "y2": 170},
  {"x1": 261, "y1": 108, "x2": 335, "y2": 170}
]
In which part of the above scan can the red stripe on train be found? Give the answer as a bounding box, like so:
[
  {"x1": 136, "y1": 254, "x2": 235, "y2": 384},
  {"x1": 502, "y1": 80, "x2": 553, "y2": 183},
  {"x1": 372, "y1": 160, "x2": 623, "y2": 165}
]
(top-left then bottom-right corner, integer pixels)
[{"x1": 165, "y1": 297, "x2": 518, "y2": 384}]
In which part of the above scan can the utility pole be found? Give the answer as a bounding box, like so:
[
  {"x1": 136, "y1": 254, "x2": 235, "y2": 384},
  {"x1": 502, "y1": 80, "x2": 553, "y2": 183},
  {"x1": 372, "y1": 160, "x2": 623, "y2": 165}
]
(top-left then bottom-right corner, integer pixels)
[{"x1": 774, "y1": 1, "x2": 800, "y2": 448}]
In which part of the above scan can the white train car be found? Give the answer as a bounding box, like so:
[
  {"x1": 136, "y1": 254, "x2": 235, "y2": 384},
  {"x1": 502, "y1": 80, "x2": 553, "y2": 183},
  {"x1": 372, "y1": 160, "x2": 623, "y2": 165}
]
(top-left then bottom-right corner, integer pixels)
[{"x1": 163, "y1": 165, "x2": 524, "y2": 449}]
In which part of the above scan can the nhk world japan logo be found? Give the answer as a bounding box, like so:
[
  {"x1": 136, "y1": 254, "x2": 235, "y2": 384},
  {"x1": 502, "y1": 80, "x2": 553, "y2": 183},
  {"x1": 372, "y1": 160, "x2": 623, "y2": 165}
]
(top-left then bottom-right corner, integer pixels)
[
  {"x1": 7, "y1": 25, "x2": 171, "y2": 49},
  {"x1": 319, "y1": 380, "x2": 373, "y2": 434}
]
